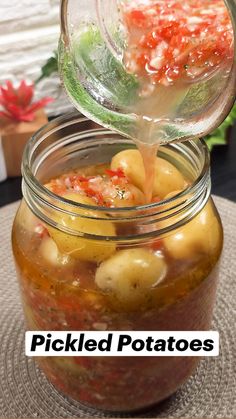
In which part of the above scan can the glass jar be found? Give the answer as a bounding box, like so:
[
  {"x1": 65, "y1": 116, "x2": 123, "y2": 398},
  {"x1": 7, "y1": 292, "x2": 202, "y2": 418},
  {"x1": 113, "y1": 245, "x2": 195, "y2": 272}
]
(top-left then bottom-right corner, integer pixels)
[{"x1": 12, "y1": 114, "x2": 223, "y2": 413}]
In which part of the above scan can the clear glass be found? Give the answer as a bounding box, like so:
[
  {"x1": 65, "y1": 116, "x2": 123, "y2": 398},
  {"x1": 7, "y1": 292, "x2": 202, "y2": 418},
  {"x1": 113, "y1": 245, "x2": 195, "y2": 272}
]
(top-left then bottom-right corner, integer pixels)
[
  {"x1": 59, "y1": 0, "x2": 236, "y2": 145},
  {"x1": 12, "y1": 114, "x2": 223, "y2": 412}
]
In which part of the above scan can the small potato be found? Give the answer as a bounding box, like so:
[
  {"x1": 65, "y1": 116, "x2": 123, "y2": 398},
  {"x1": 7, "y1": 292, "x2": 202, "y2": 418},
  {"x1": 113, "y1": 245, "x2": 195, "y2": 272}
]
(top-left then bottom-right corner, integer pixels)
[
  {"x1": 39, "y1": 237, "x2": 72, "y2": 266},
  {"x1": 95, "y1": 248, "x2": 167, "y2": 300},
  {"x1": 111, "y1": 149, "x2": 185, "y2": 199},
  {"x1": 111, "y1": 149, "x2": 145, "y2": 191},
  {"x1": 152, "y1": 159, "x2": 185, "y2": 198},
  {"x1": 163, "y1": 200, "x2": 222, "y2": 260},
  {"x1": 47, "y1": 193, "x2": 116, "y2": 263}
]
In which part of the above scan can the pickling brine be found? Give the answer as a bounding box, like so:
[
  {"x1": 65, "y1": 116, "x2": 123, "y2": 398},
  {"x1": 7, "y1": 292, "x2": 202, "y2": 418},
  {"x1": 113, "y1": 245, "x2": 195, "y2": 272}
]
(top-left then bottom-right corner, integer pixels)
[{"x1": 12, "y1": 116, "x2": 223, "y2": 412}]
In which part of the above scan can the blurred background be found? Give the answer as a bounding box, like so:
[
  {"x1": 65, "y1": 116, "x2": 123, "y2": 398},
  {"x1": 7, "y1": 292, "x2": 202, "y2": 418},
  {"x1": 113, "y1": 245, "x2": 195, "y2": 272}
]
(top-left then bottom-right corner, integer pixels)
[
  {"x1": 0, "y1": 0, "x2": 235, "y2": 206},
  {"x1": 0, "y1": 0, "x2": 72, "y2": 116}
]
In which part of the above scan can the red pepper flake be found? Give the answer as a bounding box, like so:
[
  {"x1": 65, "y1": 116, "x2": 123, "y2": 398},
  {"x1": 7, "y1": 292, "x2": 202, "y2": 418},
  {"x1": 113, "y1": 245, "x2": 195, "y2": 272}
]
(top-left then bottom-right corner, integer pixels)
[
  {"x1": 84, "y1": 187, "x2": 105, "y2": 206},
  {"x1": 151, "y1": 239, "x2": 163, "y2": 251},
  {"x1": 126, "y1": 10, "x2": 147, "y2": 28},
  {"x1": 105, "y1": 168, "x2": 126, "y2": 178},
  {"x1": 76, "y1": 175, "x2": 89, "y2": 182}
]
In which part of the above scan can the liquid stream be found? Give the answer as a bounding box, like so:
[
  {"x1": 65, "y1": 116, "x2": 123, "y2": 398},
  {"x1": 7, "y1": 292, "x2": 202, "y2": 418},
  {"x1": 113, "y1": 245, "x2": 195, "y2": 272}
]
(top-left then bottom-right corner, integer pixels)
[{"x1": 61, "y1": 0, "x2": 234, "y2": 202}]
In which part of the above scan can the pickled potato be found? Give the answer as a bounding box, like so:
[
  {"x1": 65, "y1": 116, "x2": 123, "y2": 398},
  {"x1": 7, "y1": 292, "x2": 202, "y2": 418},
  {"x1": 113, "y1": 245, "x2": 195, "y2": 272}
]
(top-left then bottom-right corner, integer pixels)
[
  {"x1": 111, "y1": 150, "x2": 145, "y2": 192},
  {"x1": 46, "y1": 193, "x2": 116, "y2": 262},
  {"x1": 152, "y1": 159, "x2": 185, "y2": 198},
  {"x1": 163, "y1": 199, "x2": 222, "y2": 259},
  {"x1": 111, "y1": 149, "x2": 185, "y2": 199},
  {"x1": 39, "y1": 237, "x2": 72, "y2": 266},
  {"x1": 95, "y1": 248, "x2": 167, "y2": 300}
]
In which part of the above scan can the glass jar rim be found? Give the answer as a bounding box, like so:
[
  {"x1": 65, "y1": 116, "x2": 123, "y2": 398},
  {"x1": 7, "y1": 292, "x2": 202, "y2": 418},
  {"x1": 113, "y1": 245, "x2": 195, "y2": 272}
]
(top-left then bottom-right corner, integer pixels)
[
  {"x1": 22, "y1": 112, "x2": 211, "y2": 241},
  {"x1": 22, "y1": 112, "x2": 210, "y2": 211}
]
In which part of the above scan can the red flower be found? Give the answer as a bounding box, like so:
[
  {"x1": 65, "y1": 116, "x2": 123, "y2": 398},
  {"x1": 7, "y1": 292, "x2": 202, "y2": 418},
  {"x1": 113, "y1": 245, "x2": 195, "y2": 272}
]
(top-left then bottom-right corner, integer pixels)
[{"x1": 0, "y1": 80, "x2": 53, "y2": 122}]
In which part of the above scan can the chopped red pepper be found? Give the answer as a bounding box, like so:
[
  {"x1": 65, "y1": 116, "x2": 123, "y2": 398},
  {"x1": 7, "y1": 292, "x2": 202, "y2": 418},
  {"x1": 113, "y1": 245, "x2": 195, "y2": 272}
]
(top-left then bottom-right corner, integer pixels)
[
  {"x1": 46, "y1": 168, "x2": 139, "y2": 207},
  {"x1": 125, "y1": 10, "x2": 147, "y2": 28},
  {"x1": 121, "y1": 0, "x2": 233, "y2": 86},
  {"x1": 105, "y1": 168, "x2": 126, "y2": 178}
]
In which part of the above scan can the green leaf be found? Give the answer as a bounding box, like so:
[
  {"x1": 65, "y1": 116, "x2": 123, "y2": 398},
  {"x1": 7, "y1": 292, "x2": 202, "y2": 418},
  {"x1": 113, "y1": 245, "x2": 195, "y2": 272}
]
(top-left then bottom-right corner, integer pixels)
[
  {"x1": 35, "y1": 52, "x2": 59, "y2": 84},
  {"x1": 205, "y1": 103, "x2": 236, "y2": 151}
]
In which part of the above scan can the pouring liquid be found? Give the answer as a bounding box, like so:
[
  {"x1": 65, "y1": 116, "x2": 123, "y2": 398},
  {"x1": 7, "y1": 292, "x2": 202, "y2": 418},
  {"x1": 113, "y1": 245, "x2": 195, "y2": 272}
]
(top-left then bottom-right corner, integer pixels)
[
  {"x1": 136, "y1": 140, "x2": 159, "y2": 203},
  {"x1": 60, "y1": 0, "x2": 234, "y2": 202}
]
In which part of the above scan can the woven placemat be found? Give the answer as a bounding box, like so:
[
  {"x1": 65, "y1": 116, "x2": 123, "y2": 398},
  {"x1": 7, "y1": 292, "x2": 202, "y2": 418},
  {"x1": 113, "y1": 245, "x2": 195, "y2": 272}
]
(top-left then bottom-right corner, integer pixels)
[{"x1": 0, "y1": 196, "x2": 235, "y2": 419}]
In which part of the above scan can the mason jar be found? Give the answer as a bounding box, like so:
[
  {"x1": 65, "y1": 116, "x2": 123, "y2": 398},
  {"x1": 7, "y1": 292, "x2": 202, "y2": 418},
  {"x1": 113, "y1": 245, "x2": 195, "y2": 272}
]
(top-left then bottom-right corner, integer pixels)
[{"x1": 12, "y1": 113, "x2": 223, "y2": 412}]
